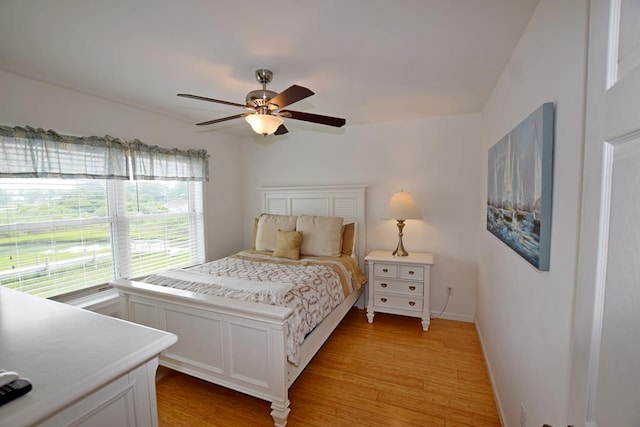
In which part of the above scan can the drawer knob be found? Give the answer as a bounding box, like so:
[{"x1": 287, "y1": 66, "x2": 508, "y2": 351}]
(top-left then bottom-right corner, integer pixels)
[
  {"x1": 409, "y1": 286, "x2": 416, "y2": 291},
  {"x1": 409, "y1": 301, "x2": 416, "y2": 306},
  {"x1": 381, "y1": 297, "x2": 387, "y2": 303},
  {"x1": 381, "y1": 283, "x2": 387, "y2": 288},
  {"x1": 382, "y1": 268, "x2": 389, "y2": 273},
  {"x1": 408, "y1": 270, "x2": 415, "y2": 275}
]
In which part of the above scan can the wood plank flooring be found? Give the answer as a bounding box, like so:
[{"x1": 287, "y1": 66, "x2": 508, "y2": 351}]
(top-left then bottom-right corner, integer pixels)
[{"x1": 156, "y1": 308, "x2": 500, "y2": 426}]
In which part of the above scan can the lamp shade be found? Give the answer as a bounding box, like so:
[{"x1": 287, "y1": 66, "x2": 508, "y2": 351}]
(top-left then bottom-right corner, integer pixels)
[
  {"x1": 383, "y1": 191, "x2": 422, "y2": 220},
  {"x1": 245, "y1": 114, "x2": 284, "y2": 135}
]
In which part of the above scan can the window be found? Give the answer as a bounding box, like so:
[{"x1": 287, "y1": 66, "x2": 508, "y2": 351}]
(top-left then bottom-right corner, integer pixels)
[
  {"x1": 120, "y1": 180, "x2": 205, "y2": 279},
  {"x1": 0, "y1": 125, "x2": 208, "y2": 299},
  {"x1": 0, "y1": 178, "x2": 204, "y2": 298}
]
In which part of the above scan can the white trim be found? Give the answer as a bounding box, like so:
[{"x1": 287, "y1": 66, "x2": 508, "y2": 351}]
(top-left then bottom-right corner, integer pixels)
[
  {"x1": 65, "y1": 288, "x2": 120, "y2": 316},
  {"x1": 434, "y1": 312, "x2": 475, "y2": 323},
  {"x1": 475, "y1": 318, "x2": 505, "y2": 426},
  {"x1": 585, "y1": 142, "x2": 614, "y2": 421},
  {"x1": 606, "y1": 0, "x2": 621, "y2": 88}
]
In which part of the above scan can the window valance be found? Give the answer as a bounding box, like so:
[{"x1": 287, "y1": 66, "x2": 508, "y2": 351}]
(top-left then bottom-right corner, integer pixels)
[
  {"x1": 0, "y1": 125, "x2": 129, "y2": 179},
  {"x1": 0, "y1": 125, "x2": 209, "y2": 182},
  {"x1": 130, "y1": 139, "x2": 209, "y2": 181}
]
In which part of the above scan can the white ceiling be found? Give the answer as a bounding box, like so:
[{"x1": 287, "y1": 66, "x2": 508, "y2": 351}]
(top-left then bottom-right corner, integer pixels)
[{"x1": 0, "y1": 0, "x2": 539, "y2": 136}]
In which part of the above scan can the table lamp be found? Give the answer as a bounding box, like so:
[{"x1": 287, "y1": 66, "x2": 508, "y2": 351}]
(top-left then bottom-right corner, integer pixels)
[{"x1": 383, "y1": 190, "x2": 422, "y2": 256}]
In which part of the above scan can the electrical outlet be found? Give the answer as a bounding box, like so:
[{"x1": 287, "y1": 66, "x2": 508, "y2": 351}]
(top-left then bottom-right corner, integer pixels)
[
  {"x1": 447, "y1": 286, "x2": 453, "y2": 296},
  {"x1": 520, "y1": 403, "x2": 527, "y2": 427}
]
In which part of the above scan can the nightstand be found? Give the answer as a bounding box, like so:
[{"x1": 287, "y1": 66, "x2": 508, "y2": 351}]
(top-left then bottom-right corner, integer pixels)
[{"x1": 365, "y1": 250, "x2": 434, "y2": 331}]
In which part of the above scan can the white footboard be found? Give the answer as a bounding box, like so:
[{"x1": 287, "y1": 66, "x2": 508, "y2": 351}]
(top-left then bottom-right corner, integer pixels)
[{"x1": 112, "y1": 278, "x2": 293, "y2": 426}]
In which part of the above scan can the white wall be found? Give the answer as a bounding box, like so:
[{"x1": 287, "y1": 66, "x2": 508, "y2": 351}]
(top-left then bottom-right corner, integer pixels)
[
  {"x1": 0, "y1": 6, "x2": 590, "y2": 422},
  {"x1": 477, "y1": 1, "x2": 587, "y2": 427},
  {"x1": 0, "y1": 68, "x2": 482, "y2": 324},
  {"x1": 241, "y1": 114, "x2": 482, "y2": 321},
  {"x1": 0, "y1": 70, "x2": 244, "y2": 261}
]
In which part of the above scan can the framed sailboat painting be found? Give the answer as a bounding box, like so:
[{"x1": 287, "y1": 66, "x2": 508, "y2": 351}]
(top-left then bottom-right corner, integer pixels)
[{"x1": 486, "y1": 103, "x2": 554, "y2": 271}]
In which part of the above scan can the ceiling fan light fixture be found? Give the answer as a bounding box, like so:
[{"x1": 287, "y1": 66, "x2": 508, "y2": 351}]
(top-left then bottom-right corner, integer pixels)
[
  {"x1": 245, "y1": 113, "x2": 284, "y2": 135},
  {"x1": 180, "y1": 68, "x2": 344, "y2": 134}
]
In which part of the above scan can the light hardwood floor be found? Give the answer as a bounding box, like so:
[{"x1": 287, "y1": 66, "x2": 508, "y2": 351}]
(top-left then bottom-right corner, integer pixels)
[{"x1": 156, "y1": 308, "x2": 500, "y2": 426}]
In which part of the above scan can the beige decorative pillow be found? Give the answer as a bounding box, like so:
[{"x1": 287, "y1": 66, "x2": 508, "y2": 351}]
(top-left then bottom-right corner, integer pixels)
[
  {"x1": 296, "y1": 215, "x2": 344, "y2": 257},
  {"x1": 273, "y1": 230, "x2": 303, "y2": 260},
  {"x1": 341, "y1": 223, "x2": 356, "y2": 256},
  {"x1": 255, "y1": 214, "x2": 297, "y2": 252}
]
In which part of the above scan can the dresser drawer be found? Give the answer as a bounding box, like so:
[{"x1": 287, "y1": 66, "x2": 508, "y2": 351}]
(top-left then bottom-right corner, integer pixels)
[
  {"x1": 399, "y1": 265, "x2": 424, "y2": 281},
  {"x1": 373, "y1": 263, "x2": 398, "y2": 278},
  {"x1": 374, "y1": 294, "x2": 423, "y2": 312},
  {"x1": 373, "y1": 279, "x2": 423, "y2": 296}
]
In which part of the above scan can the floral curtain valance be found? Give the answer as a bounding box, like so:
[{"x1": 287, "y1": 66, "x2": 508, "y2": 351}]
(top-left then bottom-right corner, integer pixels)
[
  {"x1": 0, "y1": 125, "x2": 209, "y2": 182},
  {"x1": 0, "y1": 125, "x2": 129, "y2": 179}
]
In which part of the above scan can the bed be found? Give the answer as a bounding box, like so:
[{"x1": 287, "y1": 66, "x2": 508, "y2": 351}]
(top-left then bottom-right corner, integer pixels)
[{"x1": 111, "y1": 185, "x2": 367, "y2": 426}]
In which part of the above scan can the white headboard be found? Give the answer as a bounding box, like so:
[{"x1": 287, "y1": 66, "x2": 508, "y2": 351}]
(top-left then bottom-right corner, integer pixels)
[{"x1": 258, "y1": 185, "x2": 367, "y2": 269}]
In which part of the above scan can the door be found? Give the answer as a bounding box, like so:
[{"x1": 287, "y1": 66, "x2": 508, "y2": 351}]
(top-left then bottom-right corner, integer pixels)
[{"x1": 569, "y1": 1, "x2": 640, "y2": 426}]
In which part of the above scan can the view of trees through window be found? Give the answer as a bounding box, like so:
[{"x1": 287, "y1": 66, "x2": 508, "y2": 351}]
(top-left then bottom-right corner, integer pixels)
[{"x1": 0, "y1": 178, "x2": 205, "y2": 298}]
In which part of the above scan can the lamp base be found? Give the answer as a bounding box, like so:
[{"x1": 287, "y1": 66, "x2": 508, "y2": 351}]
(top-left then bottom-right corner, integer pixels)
[
  {"x1": 392, "y1": 219, "x2": 409, "y2": 257},
  {"x1": 392, "y1": 246, "x2": 409, "y2": 257}
]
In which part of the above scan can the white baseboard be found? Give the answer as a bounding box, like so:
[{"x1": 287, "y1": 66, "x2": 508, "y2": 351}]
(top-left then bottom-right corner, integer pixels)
[
  {"x1": 431, "y1": 311, "x2": 475, "y2": 323},
  {"x1": 475, "y1": 319, "x2": 505, "y2": 426}
]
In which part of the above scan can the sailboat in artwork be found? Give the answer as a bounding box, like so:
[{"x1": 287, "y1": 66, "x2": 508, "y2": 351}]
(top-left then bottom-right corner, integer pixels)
[
  {"x1": 491, "y1": 163, "x2": 501, "y2": 218},
  {"x1": 532, "y1": 120, "x2": 542, "y2": 236},
  {"x1": 501, "y1": 135, "x2": 514, "y2": 222},
  {"x1": 513, "y1": 150, "x2": 526, "y2": 225}
]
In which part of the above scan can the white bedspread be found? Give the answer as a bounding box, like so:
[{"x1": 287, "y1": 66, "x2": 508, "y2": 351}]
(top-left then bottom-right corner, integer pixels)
[{"x1": 146, "y1": 268, "x2": 293, "y2": 305}]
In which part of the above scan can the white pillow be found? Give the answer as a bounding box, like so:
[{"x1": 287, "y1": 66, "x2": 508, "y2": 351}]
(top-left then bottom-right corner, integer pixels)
[
  {"x1": 255, "y1": 214, "x2": 297, "y2": 252},
  {"x1": 296, "y1": 215, "x2": 344, "y2": 257}
]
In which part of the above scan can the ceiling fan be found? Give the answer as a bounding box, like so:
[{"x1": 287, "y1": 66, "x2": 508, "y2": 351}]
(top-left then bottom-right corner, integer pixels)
[{"x1": 178, "y1": 69, "x2": 346, "y2": 136}]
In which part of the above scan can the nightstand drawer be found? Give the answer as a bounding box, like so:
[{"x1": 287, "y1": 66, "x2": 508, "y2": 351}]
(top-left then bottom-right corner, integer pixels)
[
  {"x1": 399, "y1": 265, "x2": 424, "y2": 281},
  {"x1": 373, "y1": 279, "x2": 423, "y2": 296},
  {"x1": 374, "y1": 294, "x2": 423, "y2": 312},
  {"x1": 373, "y1": 263, "x2": 398, "y2": 278}
]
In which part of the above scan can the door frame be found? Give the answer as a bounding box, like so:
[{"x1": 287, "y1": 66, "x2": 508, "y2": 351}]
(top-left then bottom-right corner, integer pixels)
[{"x1": 568, "y1": 0, "x2": 638, "y2": 425}]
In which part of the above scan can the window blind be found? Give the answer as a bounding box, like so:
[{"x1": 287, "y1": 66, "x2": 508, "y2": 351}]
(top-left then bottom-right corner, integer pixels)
[
  {"x1": 0, "y1": 125, "x2": 208, "y2": 299},
  {"x1": 0, "y1": 178, "x2": 205, "y2": 298},
  {"x1": 0, "y1": 179, "x2": 115, "y2": 298},
  {"x1": 115, "y1": 180, "x2": 205, "y2": 279}
]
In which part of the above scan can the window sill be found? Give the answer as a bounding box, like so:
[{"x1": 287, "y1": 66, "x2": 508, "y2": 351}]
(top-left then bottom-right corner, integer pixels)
[{"x1": 64, "y1": 288, "x2": 120, "y2": 317}]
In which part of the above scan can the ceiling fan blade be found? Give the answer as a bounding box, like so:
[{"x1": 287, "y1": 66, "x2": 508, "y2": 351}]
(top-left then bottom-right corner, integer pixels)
[
  {"x1": 196, "y1": 113, "x2": 249, "y2": 126},
  {"x1": 178, "y1": 93, "x2": 246, "y2": 108},
  {"x1": 279, "y1": 110, "x2": 346, "y2": 128},
  {"x1": 268, "y1": 85, "x2": 314, "y2": 109},
  {"x1": 274, "y1": 124, "x2": 289, "y2": 135}
]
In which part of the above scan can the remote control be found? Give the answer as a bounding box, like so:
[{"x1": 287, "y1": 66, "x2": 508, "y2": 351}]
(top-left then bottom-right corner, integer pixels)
[
  {"x1": 0, "y1": 371, "x2": 19, "y2": 387},
  {"x1": 0, "y1": 379, "x2": 32, "y2": 406}
]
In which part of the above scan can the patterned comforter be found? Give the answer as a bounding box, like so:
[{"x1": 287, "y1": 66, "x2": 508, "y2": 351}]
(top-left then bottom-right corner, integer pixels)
[{"x1": 142, "y1": 250, "x2": 365, "y2": 365}]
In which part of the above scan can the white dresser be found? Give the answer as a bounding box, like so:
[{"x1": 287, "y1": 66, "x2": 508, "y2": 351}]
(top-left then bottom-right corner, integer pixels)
[
  {"x1": 0, "y1": 287, "x2": 177, "y2": 427},
  {"x1": 365, "y1": 250, "x2": 434, "y2": 331}
]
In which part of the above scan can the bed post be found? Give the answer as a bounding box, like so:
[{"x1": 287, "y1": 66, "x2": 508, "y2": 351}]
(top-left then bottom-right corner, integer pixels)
[
  {"x1": 269, "y1": 320, "x2": 291, "y2": 426},
  {"x1": 270, "y1": 401, "x2": 291, "y2": 427}
]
